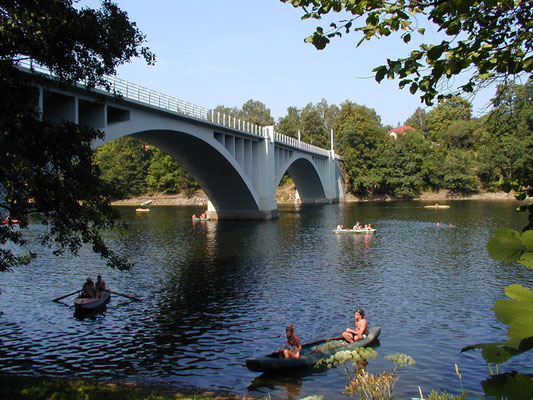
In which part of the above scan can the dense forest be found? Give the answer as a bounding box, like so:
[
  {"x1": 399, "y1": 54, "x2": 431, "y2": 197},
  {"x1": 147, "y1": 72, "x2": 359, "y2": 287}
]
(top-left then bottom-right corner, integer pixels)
[{"x1": 94, "y1": 81, "x2": 532, "y2": 200}]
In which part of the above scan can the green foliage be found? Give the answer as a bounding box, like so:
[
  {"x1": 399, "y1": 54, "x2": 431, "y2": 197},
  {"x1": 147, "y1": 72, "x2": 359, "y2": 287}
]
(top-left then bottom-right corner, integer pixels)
[
  {"x1": 213, "y1": 99, "x2": 274, "y2": 126},
  {"x1": 276, "y1": 106, "x2": 302, "y2": 138},
  {"x1": 94, "y1": 138, "x2": 200, "y2": 198},
  {"x1": 481, "y1": 372, "x2": 533, "y2": 400},
  {"x1": 488, "y1": 229, "x2": 533, "y2": 269},
  {"x1": 425, "y1": 390, "x2": 467, "y2": 400},
  {"x1": 0, "y1": 0, "x2": 153, "y2": 270},
  {"x1": 334, "y1": 352, "x2": 415, "y2": 400},
  {"x1": 146, "y1": 148, "x2": 199, "y2": 196},
  {"x1": 94, "y1": 137, "x2": 152, "y2": 199},
  {"x1": 241, "y1": 99, "x2": 275, "y2": 126},
  {"x1": 384, "y1": 353, "x2": 416, "y2": 368},
  {"x1": 275, "y1": 101, "x2": 336, "y2": 147},
  {"x1": 284, "y1": 0, "x2": 533, "y2": 105},
  {"x1": 318, "y1": 347, "x2": 378, "y2": 369},
  {"x1": 404, "y1": 107, "x2": 428, "y2": 134},
  {"x1": 425, "y1": 97, "x2": 472, "y2": 143}
]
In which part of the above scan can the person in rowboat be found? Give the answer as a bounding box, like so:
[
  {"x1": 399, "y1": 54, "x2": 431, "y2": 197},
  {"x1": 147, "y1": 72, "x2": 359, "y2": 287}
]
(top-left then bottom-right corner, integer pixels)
[
  {"x1": 81, "y1": 277, "x2": 96, "y2": 298},
  {"x1": 279, "y1": 324, "x2": 302, "y2": 359},
  {"x1": 95, "y1": 275, "x2": 106, "y2": 297},
  {"x1": 342, "y1": 309, "x2": 368, "y2": 343}
]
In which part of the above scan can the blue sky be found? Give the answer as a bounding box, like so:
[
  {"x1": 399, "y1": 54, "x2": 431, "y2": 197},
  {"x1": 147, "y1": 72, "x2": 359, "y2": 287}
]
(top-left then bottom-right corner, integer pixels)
[{"x1": 101, "y1": 0, "x2": 496, "y2": 127}]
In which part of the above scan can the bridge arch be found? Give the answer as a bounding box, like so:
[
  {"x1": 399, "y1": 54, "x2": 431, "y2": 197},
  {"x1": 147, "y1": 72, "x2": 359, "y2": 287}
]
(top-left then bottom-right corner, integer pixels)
[
  {"x1": 275, "y1": 156, "x2": 327, "y2": 203},
  {"x1": 129, "y1": 129, "x2": 260, "y2": 215}
]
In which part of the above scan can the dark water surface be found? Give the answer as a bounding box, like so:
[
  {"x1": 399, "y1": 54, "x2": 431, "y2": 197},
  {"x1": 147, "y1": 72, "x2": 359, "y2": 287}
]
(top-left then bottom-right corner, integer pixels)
[{"x1": 1, "y1": 201, "x2": 532, "y2": 399}]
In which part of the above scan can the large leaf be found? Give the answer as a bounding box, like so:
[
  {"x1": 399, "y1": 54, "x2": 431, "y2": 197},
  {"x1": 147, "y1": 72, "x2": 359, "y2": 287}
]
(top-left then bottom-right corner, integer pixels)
[
  {"x1": 493, "y1": 228, "x2": 521, "y2": 240},
  {"x1": 518, "y1": 251, "x2": 533, "y2": 269},
  {"x1": 492, "y1": 299, "x2": 533, "y2": 325},
  {"x1": 505, "y1": 284, "x2": 533, "y2": 302},
  {"x1": 521, "y1": 230, "x2": 533, "y2": 251},
  {"x1": 482, "y1": 372, "x2": 533, "y2": 400},
  {"x1": 487, "y1": 231, "x2": 525, "y2": 263},
  {"x1": 506, "y1": 319, "x2": 533, "y2": 345},
  {"x1": 481, "y1": 344, "x2": 512, "y2": 364}
]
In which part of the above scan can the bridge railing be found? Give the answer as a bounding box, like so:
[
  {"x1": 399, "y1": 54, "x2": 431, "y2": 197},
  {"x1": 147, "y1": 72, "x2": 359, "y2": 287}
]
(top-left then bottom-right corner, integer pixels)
[
  {"x1": 274, "y1": 132, "x2": 331, "y2": 157},
  {"x1": 18, "y1": 58, "x2": 333, "y2": 157}
]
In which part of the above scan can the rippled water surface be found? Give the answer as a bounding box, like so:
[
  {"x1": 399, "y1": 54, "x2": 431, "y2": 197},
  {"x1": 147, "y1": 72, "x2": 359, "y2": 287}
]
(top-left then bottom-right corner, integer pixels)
[{"x1": 1, "y1": 201, "x2": 532, "y2": 399}]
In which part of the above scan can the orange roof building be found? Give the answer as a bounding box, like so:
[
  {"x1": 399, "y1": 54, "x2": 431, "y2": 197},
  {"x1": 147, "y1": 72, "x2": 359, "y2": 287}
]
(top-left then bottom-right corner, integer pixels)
[{"x1": 388, "y1": 125, "x2": 416, "y2": 139}]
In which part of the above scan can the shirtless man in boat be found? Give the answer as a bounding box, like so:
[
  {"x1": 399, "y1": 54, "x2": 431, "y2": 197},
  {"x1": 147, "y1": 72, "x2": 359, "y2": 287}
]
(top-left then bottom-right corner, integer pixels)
[
  {"x1": 342, "y1": 309, "x2": 368, "y2": 343},
  {"x1": 279, "y1": 324, "x2": 302, "y2": 358}
]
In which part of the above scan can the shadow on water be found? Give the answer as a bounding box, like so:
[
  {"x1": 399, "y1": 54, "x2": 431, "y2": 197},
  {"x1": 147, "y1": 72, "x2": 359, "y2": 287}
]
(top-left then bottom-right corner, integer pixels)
[{"x1": 74, "y1": 306, "x2": 108, "y2": 321}]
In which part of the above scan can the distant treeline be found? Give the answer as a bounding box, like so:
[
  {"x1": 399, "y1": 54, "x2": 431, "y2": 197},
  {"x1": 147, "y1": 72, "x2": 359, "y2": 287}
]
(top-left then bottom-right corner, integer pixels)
[{"x1": 94, "y1": 82, "x2": 532, "y2": 200}]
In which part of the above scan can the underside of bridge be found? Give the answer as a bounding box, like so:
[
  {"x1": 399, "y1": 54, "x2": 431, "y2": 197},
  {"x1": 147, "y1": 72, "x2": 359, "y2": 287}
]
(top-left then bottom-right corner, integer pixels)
[
  {"x1": 286, "y1": 158, "x2": 327, "y2": 203},
  {"x1": 130, "y1": 130, "x2": 275, "y2": 219}
]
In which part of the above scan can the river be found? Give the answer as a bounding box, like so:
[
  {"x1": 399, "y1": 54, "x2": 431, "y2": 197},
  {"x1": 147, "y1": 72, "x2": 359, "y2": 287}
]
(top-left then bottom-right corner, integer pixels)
[{"x1": 0, "y1": 201, "x2": 532, "y2": 399}]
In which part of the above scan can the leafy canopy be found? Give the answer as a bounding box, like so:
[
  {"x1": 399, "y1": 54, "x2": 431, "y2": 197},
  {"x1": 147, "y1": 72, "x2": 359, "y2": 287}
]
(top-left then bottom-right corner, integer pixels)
[
  {"x1": 282, "y1": 0, "x2": 533, "y2": 105},
  {"x1": 0, "y1": 0, "x2": 154, "y2": 271}
]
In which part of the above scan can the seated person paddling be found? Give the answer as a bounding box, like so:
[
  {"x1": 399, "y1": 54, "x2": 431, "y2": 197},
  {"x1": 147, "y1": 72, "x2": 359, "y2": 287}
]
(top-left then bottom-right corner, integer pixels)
[
  {"x1": 279, "y1": 324, "x2": 302, "y2": 359},
  {"x1": 342, "y1": 309, "x2": 368, "y2": 343},
  {"x1": 95, "y1": 274, "x2": 106, "y2": 297},
  {"x1": 81, "y1": 277, "x2": 96, "y2": 298}
]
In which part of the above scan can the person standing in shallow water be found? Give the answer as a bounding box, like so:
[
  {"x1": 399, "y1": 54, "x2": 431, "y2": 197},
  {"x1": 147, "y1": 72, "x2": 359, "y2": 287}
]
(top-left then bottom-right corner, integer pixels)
[
  {"x1": 279, "y1": 324, "x2": 302, "y2": 358},
  {"x1": 342, "y1": 309, "x2": 368, "y2": 343}
]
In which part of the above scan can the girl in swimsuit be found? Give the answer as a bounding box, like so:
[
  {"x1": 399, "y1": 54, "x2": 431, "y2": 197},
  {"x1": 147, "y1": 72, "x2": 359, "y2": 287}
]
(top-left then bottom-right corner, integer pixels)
[{"x1": 280, "y1": 323, "x2": 302, "y2": 358}]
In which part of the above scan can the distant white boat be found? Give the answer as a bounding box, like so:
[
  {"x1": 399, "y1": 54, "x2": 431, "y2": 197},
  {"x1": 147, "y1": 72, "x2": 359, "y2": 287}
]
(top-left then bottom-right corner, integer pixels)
[{"x1": 140, "y1": 200, "x2": 153, "y2": 206}]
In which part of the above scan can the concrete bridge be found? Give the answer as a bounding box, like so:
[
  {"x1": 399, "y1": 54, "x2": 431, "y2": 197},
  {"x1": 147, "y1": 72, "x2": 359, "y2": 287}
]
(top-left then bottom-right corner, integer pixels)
[{"x1": 24, "y1": 63, "x2": 344, "y2": 219}]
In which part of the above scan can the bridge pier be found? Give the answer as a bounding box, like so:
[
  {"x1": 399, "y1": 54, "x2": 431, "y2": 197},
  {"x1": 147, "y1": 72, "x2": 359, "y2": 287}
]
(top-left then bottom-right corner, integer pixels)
[{"x1": 206, "y1": 203, "x2": 279, "y2": 220}]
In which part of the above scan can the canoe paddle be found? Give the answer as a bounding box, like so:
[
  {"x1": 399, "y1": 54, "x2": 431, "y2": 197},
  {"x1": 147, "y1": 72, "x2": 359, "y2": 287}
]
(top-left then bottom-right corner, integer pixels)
[
  {"x1": 108, "y1": 290, "x2": 142, "y2": 302},
  {"x1": 52, "y1": 290, "x2": 80, "y2": 302}
]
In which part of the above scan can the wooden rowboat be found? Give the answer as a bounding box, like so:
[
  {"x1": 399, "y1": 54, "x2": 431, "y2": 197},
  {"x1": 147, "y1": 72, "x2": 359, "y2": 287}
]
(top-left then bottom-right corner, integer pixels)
[
  {"x1": 246, "y1": 326, "x2": 381, "y2": 373},
  {"x1": 333, "y1": 228, "x2": 376, "y2": 234},
  {"x1": 74, "y1": 290, "x2": 111, "y2": 311}
]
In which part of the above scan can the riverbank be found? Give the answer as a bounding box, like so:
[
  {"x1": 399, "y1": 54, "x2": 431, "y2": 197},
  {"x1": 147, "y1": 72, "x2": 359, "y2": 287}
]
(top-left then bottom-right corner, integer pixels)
[
  {"x1": 111, "y1": 186, "x2": 520, "y2": 206},
  {"x1": 0, "y1": 374, "x2": 258, "y2": 400}
]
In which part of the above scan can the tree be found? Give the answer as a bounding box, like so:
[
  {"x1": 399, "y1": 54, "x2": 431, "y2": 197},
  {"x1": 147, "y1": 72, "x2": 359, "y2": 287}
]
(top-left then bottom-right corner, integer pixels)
[
  {"x1": 478, "y1": 80, "x2": 533, "y2": 194},
  {"x1": 315, "y1": 98, "x2": 339, "y2": 133},
  {"x1": 301, "y1": 103, "x2": 329, "y2": 147},
  {"x1": 425, "y1": 96, "x2": 472, "y2": 142},
  {"x1": 404, "y1": 107, "x2": 428, "y2": 134},
  {"x1": 145, "y1": 148, "x2": 199, "y2": 196},
  {"x1": 94, "y1": 137, "x2": 152, "y2": 199},
  {"x1": 334, "y1": 101, "x2": 385, "y2": 195},
  {"x1": 0, "y1": 0, "x2": 154, "y2": 271},
  {"x1": 276, "y1": 106, "x2": 302, "y2": 138},
  {"x1": 240, "y1": 99, "x2": 275, "y2": 126},
  {"x1": 283, "y1": 0, "x2": 532, "y2": 105},
  {"x1": 381, "y1": 132, "x2": 430, "y2": 198}
]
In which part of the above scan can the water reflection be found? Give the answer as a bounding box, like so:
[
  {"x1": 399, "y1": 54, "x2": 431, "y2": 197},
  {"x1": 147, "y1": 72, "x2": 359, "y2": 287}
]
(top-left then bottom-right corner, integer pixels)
[{"x1": 0, "y1": 202, "x2": 531, "y2": 399}]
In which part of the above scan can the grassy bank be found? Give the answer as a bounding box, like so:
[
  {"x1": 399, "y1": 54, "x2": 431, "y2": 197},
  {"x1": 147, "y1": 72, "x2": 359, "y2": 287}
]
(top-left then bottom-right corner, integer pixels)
[{"x1": 0, "y1": 374, "x2": 257, "y2": 400}]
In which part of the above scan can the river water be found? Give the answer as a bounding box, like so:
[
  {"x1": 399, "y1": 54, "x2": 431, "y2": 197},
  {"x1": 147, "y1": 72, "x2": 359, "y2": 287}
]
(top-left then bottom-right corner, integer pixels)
[{"x1": 0, "y1": 201, "x2": 532, "y2": 399}]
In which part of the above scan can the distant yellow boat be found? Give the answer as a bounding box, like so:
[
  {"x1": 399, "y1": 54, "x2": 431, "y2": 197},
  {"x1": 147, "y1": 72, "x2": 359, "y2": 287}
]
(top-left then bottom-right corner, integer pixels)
[
  {"x1": 424, "y1": 204, "x2": 450, "y2": 209},
  {"x1": 135, "y1": 208, "x2": 150, "y2": 212}
]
